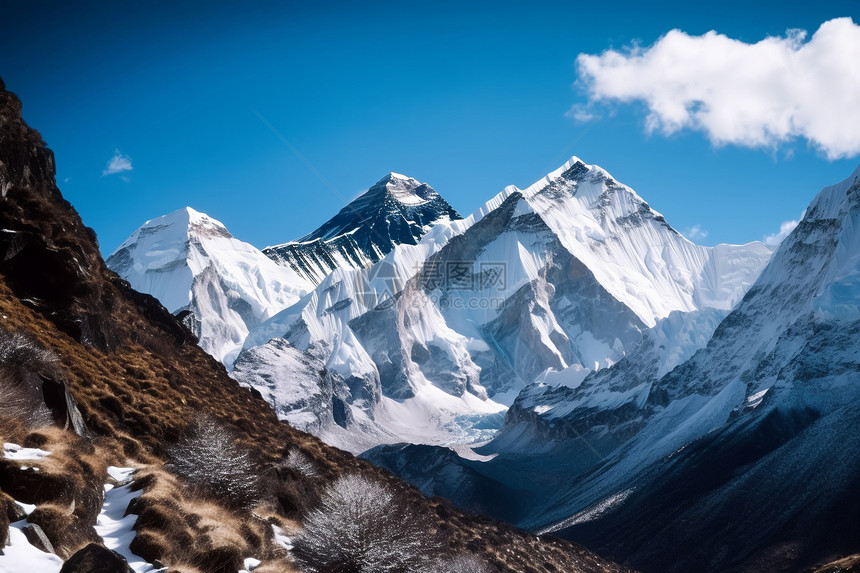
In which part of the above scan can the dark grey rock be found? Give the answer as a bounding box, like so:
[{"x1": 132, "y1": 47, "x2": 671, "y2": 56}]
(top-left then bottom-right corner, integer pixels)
[
  {"x1": 21, "y1": 523, "x2": 54, "y2": 554},
  {"x1": 60, "y1": 543, "x2": 134, "y2": 573}
]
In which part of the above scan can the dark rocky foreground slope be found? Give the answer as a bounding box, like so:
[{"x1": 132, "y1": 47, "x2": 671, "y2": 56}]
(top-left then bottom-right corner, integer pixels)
[{"x1": 0, "y1": 78, "x2": 631, "y2": 572}]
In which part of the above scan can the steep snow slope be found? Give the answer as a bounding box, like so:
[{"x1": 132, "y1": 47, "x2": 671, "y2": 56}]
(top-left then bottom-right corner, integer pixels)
[
  {"x1": 486, "y1": 164, "x2": 860, "y2": 573},
  {"x1": 239, "y1": 157, "x2": 771, "y2": 452},
  {"x1": 230, "y1": 336, "x2": 394, "y2": 453},
  {"x1": 263, "y1": 173, "x2": 461, "y2": 284},
  {"x1": 235, "y1": 185, "x2": 517, "y2": 451},
  {"x1": 515, "y1": 158, "x2": 772, "y2": 325},
  {"x1": 107, "y1": 207, "x2": 313, "y2": 365}
]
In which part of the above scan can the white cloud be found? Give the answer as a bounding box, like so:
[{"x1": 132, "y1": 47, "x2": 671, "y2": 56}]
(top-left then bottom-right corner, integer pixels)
[
  {"x1": 764, "y1": 217, "x2": 802, "y2": 246},
  {"x1": 566, "y1": 103, "x2": 596, "y2": 123},
  {"x1": 102, "y1": 149, "x2": 133, "y2": 176},
  {"x1": 575, "y1": 18, "x2": 860, "y2": 159},
  {"x1": 684, "y1": 224, "x2": 708, "y2": 241}
]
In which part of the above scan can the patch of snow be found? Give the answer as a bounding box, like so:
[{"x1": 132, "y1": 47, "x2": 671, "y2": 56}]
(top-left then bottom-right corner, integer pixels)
[
  {"x1": 271, "y1": 525, "x2": 293, "y2": 551},
  {"x1": 536, "y1": 364, "x2": 592, "y2": 390},
  {"x1": 3, "y1": 443, "x2": 51, "y2": 461},
  {"x1": 95, "y1": 467, "x2": 161, "y2": 573},
  {"x1": 541, "y1": 488, "x2": 635, "y2": 531},
  {"x1": 746, "y1": 388, "x2": 770, "y2": 408},
  {"x1": 0, "y1": 521, "x2": 63, "y2": 573},
  {"x1": 107, "y1": 466, "x2": 136, "y2": 484},
  {"x1": 14, "y1": 501, "x2": 35, "y2": 516},
  {"x1": 449, "y1": 443, "x2": 498, "y2": 462}
]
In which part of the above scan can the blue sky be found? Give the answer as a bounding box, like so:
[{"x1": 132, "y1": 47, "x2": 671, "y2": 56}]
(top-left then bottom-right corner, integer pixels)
[{"x1": 1, "y1": 0, "x2": 858, "y2": 254}]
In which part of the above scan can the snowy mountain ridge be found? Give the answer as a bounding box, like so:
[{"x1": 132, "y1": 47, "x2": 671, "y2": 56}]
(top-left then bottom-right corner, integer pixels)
[
  {"x1": 106, "y1": 207, "x2": 314, "y2": 365},
  {"x1": 512, "y1": 157, "x2": 773, "y2": 324},
  {"x1": 236, "y1": 157, "x2": 773, "y2": 452},
  {"x1": 456, "y1": 162, "x2": 860, "y2": 572}
]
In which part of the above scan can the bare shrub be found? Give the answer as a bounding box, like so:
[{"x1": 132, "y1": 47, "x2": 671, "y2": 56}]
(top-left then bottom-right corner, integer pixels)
[
  {"x1": 0, "y1": 329, "x2": 58, "y2": 428},
  {"x1": 283, "y1": 447, "x2": 318, "y2": 478},
  {"x1": 0, "y1": 330, "x2": 59, "y2": 372},
  {"x1": 292, "y1": 474, "x2": 440, "y2": 573},
  {"x1": 429, "y1": 553, "x2": 498, "y2": 573},
  {"x1": 0, "y1": 377, "x2": 53, "y2": 428},
  {"x1": 166, "y1": 416, "x2": 264, "y2": 510}
]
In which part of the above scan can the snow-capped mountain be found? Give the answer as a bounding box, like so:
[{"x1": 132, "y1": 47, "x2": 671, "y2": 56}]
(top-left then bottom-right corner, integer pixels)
[
  {"x1": 465, "y1": 163, "x2": 860, "y2": 573},
  {"x1": 263, "y1": 173, "x2": 462, "y2": 285},
  {"x1": 106, "y1": 207, "x2": 314, "y2": 365},
  {"x1": 236, "y1": 157, "x2": 772, "y2": 452}
]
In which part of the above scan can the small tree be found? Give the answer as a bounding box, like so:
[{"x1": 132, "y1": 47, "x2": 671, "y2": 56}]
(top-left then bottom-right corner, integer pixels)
[
  {"x1": 167, "y1": 416, "x2": 263, "y2": 510},
  {"x1": 293, "y1": 474, "x2": 439, "y2": 573}
]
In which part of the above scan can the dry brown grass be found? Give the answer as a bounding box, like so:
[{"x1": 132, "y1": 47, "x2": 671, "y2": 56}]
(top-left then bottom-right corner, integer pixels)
[
  {"x1": 0, "y1": 413, "x2": 31, "y2": 444},
  {"x1": 252, "y1": 507, "x2": 301, "y2": 535},
  {"x1": 27, "y1": 502, "x2": 101, "y2": 558},
  {"x1": 126, "y1": 463, "x2": 297, "y2": 573},
  {"x1": 0, "y1": 425, "x2": 114, "y2": 558},
  {"x1": 164, "y1": 565, "x2": 206, "y2": 573},
  {"x1": 0, "y1": 490, "x2": 14, "y2": 550},
  {"x1": 807, "y1": 554, "x2": 860, "y2": 573},
  {"x1": 249, "y1": 560, "x2": 303, "y2": 573}
]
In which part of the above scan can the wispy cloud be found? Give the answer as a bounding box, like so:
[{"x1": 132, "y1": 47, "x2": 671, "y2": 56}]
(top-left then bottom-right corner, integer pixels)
[
  {"x1": 573, "y1": 18, "x2": 860, "y2": 159},
  {"x1": 102, "y1": 149, "x2": 133, "y2": 176},
  {"x1": 684, "y1": 224, "x2": 708, "y2": 241},
  {"x1": 566, "y1": 103, "x2": 596, "y2": 123},
  {"x1": 764, "y1": 215, "x2": 803, "y2": 246}
]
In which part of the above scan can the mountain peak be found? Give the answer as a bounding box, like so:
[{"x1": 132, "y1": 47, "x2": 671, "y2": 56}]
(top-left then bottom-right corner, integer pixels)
[
  {"x1": 107, "y1": 205, "x2": 312, "y2": 364},
  {"x1": 361, "y1": 172, "x2": 437, "y2": 206},
  {"x1": 264, "y1": 174, "x2": 462, "y2": 284},
  {"x1": 121, "y1": 207, "x2": 233, "y2": 248},
  {"x1": 385, "y1": 171, "x2": 414, "y2": 182}
]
